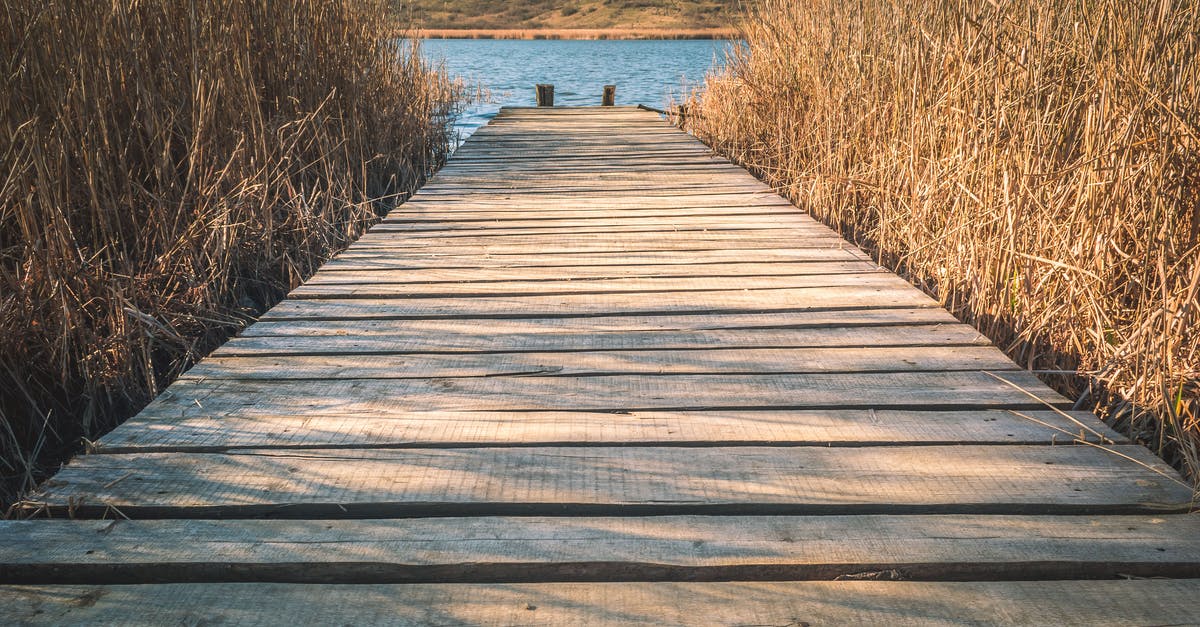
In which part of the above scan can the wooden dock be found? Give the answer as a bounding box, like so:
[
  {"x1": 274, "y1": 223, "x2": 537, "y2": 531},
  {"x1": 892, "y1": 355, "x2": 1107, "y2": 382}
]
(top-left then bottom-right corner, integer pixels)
[{"x1": 4, "y1": 107, "x2": 1198, "y2": 624}]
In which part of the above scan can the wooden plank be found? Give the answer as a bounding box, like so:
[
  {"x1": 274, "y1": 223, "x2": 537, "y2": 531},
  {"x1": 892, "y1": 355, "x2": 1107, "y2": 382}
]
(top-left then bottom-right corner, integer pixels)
[
  {"x1": 305, "y1": 261, "x2": 883, "y2": 283},
  {"x1": 337, "y1": 236, "x2": 847, "y2": 249},
  {"x1": 446, "y1": 154, "x2": 730, "y2": 166},
  {"x1": 417, "y1": 175, "x2": 767, "y2": 188},
  {"x1": 425, "y1": 177, "x2": 763, "y2": 186},
  {"x1": 9, "y1": 580, "x2": 1200, "y2": 626},
  {"x1": 257, "y1": 288, "x2": 941, "y2": 320},
  {"x1": 454, "y1": 138, "x2": 706, "y2": 148},
  {"x1": 369, "y1": 220, "x2": 826, "y2": 235},
  {"x1": 364, "y1": 227, "x2": 833, "y2": 242},
  {"x1": 287, "y1": 274, "x2": 920, "y2": 299},
  {"x1": 2, "y1": 515, "x2": 1197, "y2": 583},
  {"x1": 397, "y1": 192, "x2": 787, "y2": 204},
  {"x1": 25, "y1": 445, "x2": 1190, "y2": 517},
  {"x1": 433, "y1": 163, "x2": 743, "y2": 175},
  {"x1": 96, "y1": 408, "x2": 1125, "y2": 453},
  {"x1": 353, "y1": 227, "x2": 826, "y2": 243},
  {"x1": 321, "y1": 248, "x2": 872, "y2": 270},
  {"x1": 380, "y1": 205, "x2": 804, "y2": 219},
  {"x1": 11, "y1": 580, "x2": 1200, "y2": 625},
  {"x1": 455, "y1": 137, "x2": 706, "y2": 143},
  {"x1": 131, "y1": 371, "x2": 1072, "y2": 416},
  {"x1": 184, "y1": 346, "x2": 1022, "y2": 380},
  {"x1": 412, "y1": 186, "x2": 768, "y2": 196},
  {"x1": 343, "y1": 237, "x2": 854, "y2": 252},
  {"x1": 393, "y1": 194, "x2": 791, "y2": 210},
  {"x1": 442, "y1": 154, "x2": 733, "y2": 164},
  {"x1": 381, "y1": 207, "x2": 801, "y2": 221},
  {"x1": 432, "y1": 160, "x2": 745, "y2": 172},
  {"x1": 238, "y1": 309, "x2": 960, "y2": 337},
  {"x1": 423, "y1": 168, "x2": 761, "y2": 179},
  {"x1": 408, "y1": 186, "x2": 772, "y2": 196},
  {"x1": 449, "y1": 144, "x2": 713, "y2": 153},
  {"x1": 219, "y1": 323, "x2": 990, "y2": 355}
]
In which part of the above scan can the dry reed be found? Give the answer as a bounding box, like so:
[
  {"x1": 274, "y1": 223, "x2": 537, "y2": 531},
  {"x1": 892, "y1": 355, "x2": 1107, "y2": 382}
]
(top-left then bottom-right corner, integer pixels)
[
  {"x1": 685, "y1": 0, "x2": 1199, "y2": 483},
  {"x1": 0, "y1": 0, "x2": 460, "y2": 504}
]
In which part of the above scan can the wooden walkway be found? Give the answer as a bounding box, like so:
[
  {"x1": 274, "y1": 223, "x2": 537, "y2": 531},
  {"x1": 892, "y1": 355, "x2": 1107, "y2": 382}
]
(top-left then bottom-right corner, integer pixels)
[{"x1": 4, "y1": 107, "x2": 1198, "y2": 624}]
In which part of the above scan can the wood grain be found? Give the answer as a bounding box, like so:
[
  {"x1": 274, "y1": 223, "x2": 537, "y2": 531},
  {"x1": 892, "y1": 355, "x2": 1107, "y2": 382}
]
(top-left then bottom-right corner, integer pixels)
[
  {"x1": 7, "y1": 580, "x2": 1200, "y2": 626},
  {"x1": 2, "y1": 515, "x2": 1197, "y2": 583},
  {"x1": 96, "y1": 408, "x2": 1124, "y2": 453},
  {"x1": 28, "y1": 445, "x2": 1190, "y2": 517}
]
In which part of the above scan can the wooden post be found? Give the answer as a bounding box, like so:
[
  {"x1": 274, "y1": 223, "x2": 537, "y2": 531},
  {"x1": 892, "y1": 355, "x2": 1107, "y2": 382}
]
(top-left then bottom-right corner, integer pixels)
[
  {"x1": 602, "y1": 85, "x2": 616, "y2": 106},
  {"x1": 536, "y1": 84, "x2": 554, "y2": 107}
]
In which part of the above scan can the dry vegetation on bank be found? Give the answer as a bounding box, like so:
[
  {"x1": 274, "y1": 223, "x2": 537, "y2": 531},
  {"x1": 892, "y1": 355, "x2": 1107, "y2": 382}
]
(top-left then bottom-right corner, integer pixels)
[
  {"x1": 402, "y1": 0, "x2": 740, "y2": 32},
  {"x1": 0, "y1": 0, "x2": 460, "y2": 504},
  {"x1": 685, "y1": 0, "x2": 1199, "y2": 482}
]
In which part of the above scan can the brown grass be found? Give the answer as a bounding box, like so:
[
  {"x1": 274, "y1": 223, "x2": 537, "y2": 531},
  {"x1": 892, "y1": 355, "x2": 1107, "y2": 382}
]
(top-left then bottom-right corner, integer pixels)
[
  {"x1": 684, "y1": 0, "x2": 1199, "y2": 482},
  {"x1": 417, "y1": 28, "x2": 739, "y2": 40},
  {"x1": 0, "y1": 0, "x2": 460, "y2": 504}
]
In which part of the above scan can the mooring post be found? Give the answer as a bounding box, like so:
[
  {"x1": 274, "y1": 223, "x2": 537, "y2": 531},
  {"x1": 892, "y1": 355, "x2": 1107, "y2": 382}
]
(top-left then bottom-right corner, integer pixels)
[
  {"x1": 602, "y1": 85, "x2": 616, "y2": 106},
  {"x1": 536, "y1": 84, "x2": 555, "y2": 107}
]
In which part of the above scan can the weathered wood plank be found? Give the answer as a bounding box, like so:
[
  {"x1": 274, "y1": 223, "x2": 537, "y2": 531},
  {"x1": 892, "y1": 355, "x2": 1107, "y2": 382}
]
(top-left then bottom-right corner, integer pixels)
[
  {"x1": 391, "y1": 194, "x2": 785, "y2": 206},
  {"x1": 415, "y1": 186, "x2": 770, "y2": 196},
  {"x1": 259, "y1": 289, "x2": 941, "y2": 320},
  {"x1": 288, "y1": 273, "x2": 911, "y2": 299},
  {"x1": 380, "y1": 205, "x2": 804, "y2": 219},
  {"x1": 2, "y1": 515, "x2": 1197, "y2": 583},
  {"x1": 416, "y1": 178, "x2": 769, "y2": 191},
  {"x1": 10, "y1": 580, "x2": 1200, "y2": 626},
  {"x1": 25, "y1": 445, "x2": 1190, "y2": 517},
  {"x1": 238, "y1": 309, "x2": 960, "y2": 338},
  {"x1": 125, "y1": 371, "x2": 1074, "y2": 418},
  {"x1": 431, "y1": 161, "x2": 747, "y2": 173},
  {"x1": 381, "y1": 208, "x2": 801, "y2": 223},
  {"x1": 348, "y1": 232, "x2": 846, "y2": 249},
  {"x1": 96, "y1": 408, "x2": 1124, "y2": 453},
  {"x1": 185, "y1": 346, "x2": 1022, "y2": 380},
  {"x1": 321, "y1": 248, "x2": 871, "y2": 270},
  {"x1": 305, "y1": 261, "x2": 883, "y2": 283},
  {"x1": 433, "y1": 163, "x2": 744, "y2": 176},
  {"x1": 415, "y1": 181, "x2": 769, "y2": 192},
  {"x1": 393, "y1": 195, "x2": 793, "y2": 211},
  {"x1": 409, "y1": 189, "x2": 780, "y2": 200},
  {"x1": 369, "y1": 220, "x2": 826, "y2": 235},
  {"x1": 343, "y1": 239, "x2": 854, "y2": 254},
  {"x1": 219, "y1": 323, "x2": 989, "y2": 355}
]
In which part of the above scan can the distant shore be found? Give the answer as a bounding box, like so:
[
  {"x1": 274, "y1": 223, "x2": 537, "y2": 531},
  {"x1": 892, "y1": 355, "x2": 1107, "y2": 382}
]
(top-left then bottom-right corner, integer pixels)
[{"x1": 416, "y1": 28, "x2": 739, "y2": 40}]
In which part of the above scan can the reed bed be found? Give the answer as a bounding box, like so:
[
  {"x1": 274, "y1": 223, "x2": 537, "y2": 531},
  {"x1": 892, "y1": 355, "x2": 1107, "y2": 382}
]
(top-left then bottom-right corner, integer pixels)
[
  {"x1": 0, "y1": 0, "x2": 460, "y2": 504},
  {"x1": 685, "y1": 0, "x2": 1199, "y2": 483}
]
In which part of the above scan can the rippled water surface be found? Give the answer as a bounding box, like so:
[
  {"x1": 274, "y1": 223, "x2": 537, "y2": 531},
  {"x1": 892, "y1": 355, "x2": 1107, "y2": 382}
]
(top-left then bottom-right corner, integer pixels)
[{"x1": 420, "y1": 39, "x2": 733, "y2": 143}]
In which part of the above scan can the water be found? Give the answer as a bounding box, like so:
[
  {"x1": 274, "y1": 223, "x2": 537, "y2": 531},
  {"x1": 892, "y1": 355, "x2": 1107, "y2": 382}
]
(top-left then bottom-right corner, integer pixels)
[{"x1": 420, "y1": 39, "x2": 733, "y2": 143}]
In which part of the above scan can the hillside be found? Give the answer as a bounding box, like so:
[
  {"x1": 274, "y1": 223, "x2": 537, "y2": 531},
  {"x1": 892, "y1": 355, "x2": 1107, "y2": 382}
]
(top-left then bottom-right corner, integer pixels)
[{"x1": 398, "y1": 0, "x2": 743, "y2": 32}]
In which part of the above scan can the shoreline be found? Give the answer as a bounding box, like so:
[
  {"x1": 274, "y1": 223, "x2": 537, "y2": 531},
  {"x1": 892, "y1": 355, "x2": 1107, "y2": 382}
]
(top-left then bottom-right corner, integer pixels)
[{"x1": 414, "y1": 28, "x2": 739, "y2": 41}]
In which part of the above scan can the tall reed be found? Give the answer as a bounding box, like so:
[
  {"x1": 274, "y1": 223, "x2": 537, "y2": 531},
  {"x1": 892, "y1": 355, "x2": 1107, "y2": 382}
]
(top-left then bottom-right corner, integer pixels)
[
  {"x1": 685, "y1": 0, "x2": 1199, "y2": 482},
  {"x1": 0, "y1": 0, "x2": 460, "y2": 504}
]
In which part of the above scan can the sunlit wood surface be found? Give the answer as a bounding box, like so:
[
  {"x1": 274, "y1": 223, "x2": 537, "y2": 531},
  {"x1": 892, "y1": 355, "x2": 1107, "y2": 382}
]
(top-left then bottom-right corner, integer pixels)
[{"x1": 4, "y1": 107, "x2": 1197, "y2": 624}]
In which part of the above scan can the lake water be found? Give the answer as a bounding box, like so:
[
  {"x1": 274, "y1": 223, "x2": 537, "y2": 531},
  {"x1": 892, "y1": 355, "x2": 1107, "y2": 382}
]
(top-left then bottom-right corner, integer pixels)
[{"x1": 420, "y1": 39, "x2": 734, "y2": 143}]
